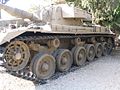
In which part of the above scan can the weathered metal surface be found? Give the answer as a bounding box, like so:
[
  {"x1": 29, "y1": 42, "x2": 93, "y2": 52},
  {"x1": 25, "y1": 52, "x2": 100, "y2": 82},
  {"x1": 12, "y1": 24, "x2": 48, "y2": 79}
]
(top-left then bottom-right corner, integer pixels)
[{"x1": 0, "y1": 2, "x2": 115, "y2": 81}]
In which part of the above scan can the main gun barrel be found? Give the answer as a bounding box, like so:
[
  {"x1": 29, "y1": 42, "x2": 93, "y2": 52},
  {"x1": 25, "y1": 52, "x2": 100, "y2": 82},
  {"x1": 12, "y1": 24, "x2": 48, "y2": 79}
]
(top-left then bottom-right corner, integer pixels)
[{"x1": 0, "y1": 3, "x2": 39, "y2": 21}]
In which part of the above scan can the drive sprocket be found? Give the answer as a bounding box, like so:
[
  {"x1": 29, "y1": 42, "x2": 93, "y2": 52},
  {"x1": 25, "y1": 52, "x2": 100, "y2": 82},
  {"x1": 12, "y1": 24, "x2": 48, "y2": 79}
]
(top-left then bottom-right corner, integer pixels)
[{"x1": 3, "y1": 41, "x2": 30, "y2": 71}]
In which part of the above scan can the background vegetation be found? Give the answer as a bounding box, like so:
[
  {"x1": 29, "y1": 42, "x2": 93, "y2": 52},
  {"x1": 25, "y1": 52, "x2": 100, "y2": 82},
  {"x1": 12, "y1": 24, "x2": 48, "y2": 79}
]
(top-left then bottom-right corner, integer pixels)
[{"x1": 66, "y1": 0, "x2": 120, "y2": 32}]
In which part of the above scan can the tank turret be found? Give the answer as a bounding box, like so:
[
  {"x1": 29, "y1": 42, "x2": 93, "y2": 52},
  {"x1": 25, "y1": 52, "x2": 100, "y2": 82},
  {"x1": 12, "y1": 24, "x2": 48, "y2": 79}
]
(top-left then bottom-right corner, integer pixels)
[
  {"x1": 0, "y1": 3, "x2": 91, "y2": 25},
  {"x1": 37, "y1": 4, "x2": 92, "y2": 25},
  {"x1": 0, "y1": 3, "x2": 39, "y2": 22}
]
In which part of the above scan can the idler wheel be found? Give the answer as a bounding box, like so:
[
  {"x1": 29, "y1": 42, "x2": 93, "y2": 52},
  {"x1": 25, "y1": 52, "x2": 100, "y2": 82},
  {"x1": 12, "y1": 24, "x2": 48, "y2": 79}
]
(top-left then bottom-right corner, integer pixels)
[
  {"x1": 102, "y1": 42, "x2": 108, "y2": 56},
  {"x1": 54, "y1": 49, "x2": 73, "y2": 72},
  {"x1": 85, "y1": 44, "x2": 95, "y2": 61},
  {"x1": 107, "y1": 38, "x2": 113, "y2": 54},
  {"x1": 95, "y1": 43, "x2": 103, "y2": 58},
  {"x1": 3, "y1": 41, "x2": 30, "y2": 71},
  {"x1": 72, "y1": 46, "x2": 86, "y2": 66},
  {"x1": 32, "y1": 53, "x2": 55, "y2": 79}
]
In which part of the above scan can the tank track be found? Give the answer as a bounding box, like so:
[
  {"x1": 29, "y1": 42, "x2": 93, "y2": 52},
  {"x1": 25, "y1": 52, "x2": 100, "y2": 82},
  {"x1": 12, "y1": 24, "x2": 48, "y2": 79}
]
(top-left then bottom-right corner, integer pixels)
[
  {"x1": 1, "y1": 58, "x2": 97, "y2": 85},
  {"x1": 0, "y1": 34, "x2": 114, "y2": 84},
  {"x1": 14, "y1": 34, "x2": 114, "y2": 41}
]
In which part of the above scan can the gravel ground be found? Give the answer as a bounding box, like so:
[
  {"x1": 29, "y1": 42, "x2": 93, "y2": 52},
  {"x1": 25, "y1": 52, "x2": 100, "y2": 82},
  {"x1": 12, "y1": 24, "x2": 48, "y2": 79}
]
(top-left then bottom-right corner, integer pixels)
[{"x1": 0, "y1": 50, "x2": 120, "y2": 90}]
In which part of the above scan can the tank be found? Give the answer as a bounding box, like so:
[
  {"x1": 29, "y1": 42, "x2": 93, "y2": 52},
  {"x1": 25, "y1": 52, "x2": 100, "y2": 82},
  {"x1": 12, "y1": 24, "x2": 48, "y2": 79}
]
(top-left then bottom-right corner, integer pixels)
[{"x1": 0, "y1": 3, "x2": 115, "y2": 80}]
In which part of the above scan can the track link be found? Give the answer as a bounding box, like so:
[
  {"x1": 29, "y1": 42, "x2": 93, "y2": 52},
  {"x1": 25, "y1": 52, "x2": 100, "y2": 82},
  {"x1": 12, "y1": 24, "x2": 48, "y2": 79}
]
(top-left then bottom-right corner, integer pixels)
[{"x1": 0, "y1": 58, "x2": 98, "y2": 85}]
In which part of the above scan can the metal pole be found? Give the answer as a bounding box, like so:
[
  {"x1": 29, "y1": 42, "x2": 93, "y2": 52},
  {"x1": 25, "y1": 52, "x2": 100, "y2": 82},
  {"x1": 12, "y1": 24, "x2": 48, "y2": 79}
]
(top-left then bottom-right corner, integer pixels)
[
  {"x1": 0, "y1": 9, "x2": 1, "y2": 19},
  {"x1": 0, "y1": 0, "x2": 1, "y2": 19}
]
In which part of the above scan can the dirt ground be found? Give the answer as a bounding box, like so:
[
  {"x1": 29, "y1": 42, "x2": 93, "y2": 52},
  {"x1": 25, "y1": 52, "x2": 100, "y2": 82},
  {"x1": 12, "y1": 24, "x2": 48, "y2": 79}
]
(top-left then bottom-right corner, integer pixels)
[{"x1": 0, "y1": 49, "x2": 120, "y2": 90}]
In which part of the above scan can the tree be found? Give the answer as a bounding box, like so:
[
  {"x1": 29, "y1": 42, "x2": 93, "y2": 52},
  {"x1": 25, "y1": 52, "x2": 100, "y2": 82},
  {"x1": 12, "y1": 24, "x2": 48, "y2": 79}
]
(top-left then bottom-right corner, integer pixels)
[{"x1": 102, "y1": 4, "x2": 120, "y2": 32}]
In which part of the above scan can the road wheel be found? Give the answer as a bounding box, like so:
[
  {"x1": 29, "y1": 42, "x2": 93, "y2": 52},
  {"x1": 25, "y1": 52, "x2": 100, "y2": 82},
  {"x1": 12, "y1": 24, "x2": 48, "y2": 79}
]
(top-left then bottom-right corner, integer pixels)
[
  {"x1": 95, "y1": 43, "x2": 102, "y2": 58},
  {"x1": 86, "y1": 44, "x2": 95, "y2": 61},
  {"x1": 55, "y1": 49, "x2": 73, "y2": 72},
  {"x1": 3, "y1": 41, "x2": 30, "y2": 71},
  {"x1": 72, "y1": 46, "x2": 86, "y2": 66},
  {"x1": 32, "y1": 53, "x2": 55, "y2": 79}
]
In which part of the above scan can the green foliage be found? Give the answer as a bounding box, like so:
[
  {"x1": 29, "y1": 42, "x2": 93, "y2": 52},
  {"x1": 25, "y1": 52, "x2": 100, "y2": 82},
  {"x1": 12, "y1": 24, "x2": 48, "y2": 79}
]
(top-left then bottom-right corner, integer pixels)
[{"x1": 102, "y1": 4, "x2": 120, "y2": 29}]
